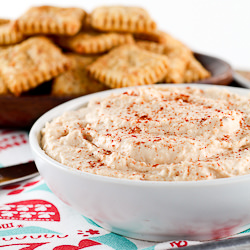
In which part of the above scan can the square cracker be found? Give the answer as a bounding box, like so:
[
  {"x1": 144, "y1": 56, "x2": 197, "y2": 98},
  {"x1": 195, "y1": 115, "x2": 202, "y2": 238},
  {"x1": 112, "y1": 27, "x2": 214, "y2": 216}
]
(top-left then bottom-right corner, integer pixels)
[
  {"x1": 0, "y1": 20, "x2": 25, "y2": 45},
  {"x1": 136, "y1": 41, "x2": 166, "y2": 54},
  {"x1": 164, "y1": 45, "x2": 192, "y2": 83},
  {"x1": 136, "y1": 41, "x2": 210, "y2": 83},
  {"x1": 14, "y1": 6, "x2": 86, "y2": 36},
  {"x1": 55, "y1": 31, "x2": 134, "y2": 54},
  {"x1": 87, "y1": 44, "x2": 169, "y2": 88},
  {"x1": 0, "y1": 36, "x2": 71, "y2": 96},
  {"x1": 136, "y1": 41, "x2": 192, "y2": 83},
  {"x1": 0, "y1": 76, "x2": 8, "y2": 95},
  {"x1": 81, "y1": 13, "x2": 92, "y2": 30},
  {"x1": 0, "y1": 44, "x2": 14, "y2": 53},
  {"x1": 52, "y1": 53, "x2": 108, "y2": 96},
  {"x1": 0, "y1": 19, "x2": 10, "y2": 25},
  {"x1": 134, "y1": 30, "x2": 174, "y2": 44},
  {"x1": 90, "y1": 6, "x2": 157, "y2": 33},
  {"x1": 184, "y1": 55, "x2": 211, "y2": 82}
]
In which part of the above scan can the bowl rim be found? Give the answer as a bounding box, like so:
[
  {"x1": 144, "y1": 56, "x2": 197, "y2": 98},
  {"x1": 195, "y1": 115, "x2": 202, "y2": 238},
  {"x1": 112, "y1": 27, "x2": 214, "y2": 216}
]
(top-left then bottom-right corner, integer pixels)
[{"x1": 29, "y1": 83, "x2": 250, "y2": 187}]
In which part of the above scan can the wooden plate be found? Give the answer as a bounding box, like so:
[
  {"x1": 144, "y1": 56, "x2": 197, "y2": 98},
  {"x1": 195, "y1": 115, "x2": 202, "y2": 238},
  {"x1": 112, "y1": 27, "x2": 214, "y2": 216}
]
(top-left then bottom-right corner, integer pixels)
[
  {"x1": 0, "y1": 52, "x2": 233, "y2": 129},
  {"x1": 194, "y1": 52, "x2": 233, "y2": 85}
]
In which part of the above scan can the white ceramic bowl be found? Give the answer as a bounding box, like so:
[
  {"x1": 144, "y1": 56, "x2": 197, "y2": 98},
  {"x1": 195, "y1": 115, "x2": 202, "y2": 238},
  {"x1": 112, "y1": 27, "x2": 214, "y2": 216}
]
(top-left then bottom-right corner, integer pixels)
[{"x1": 29, "y1": 84, "x2": 250, "y2": 242}]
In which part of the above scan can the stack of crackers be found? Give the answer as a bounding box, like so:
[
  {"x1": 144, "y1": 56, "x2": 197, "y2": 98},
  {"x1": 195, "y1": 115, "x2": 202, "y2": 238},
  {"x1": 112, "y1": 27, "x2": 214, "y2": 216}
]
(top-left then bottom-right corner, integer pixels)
[{"x1": 0, "y1": 5, "x2": 211, "y2": 97}]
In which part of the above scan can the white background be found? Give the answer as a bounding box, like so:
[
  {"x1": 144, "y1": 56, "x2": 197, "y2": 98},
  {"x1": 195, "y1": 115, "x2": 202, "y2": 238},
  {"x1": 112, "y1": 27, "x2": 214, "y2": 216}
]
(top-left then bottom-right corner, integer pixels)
[{"x1": 1, "y1": 0, "x2": 249, "y2": 70}]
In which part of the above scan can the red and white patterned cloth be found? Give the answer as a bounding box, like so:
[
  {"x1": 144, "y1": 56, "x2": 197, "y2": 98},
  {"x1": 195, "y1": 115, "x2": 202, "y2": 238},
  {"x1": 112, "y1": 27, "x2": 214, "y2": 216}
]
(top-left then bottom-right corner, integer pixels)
[{"x1": 0, "y1": 129, "x2": 33, "y2": 168}]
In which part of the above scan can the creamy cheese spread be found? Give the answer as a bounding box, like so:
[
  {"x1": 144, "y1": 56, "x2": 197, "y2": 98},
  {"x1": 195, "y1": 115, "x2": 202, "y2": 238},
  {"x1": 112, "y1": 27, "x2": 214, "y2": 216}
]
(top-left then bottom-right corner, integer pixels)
[{"x1": 41, "y1": 86, "x2": 250, "y2": 181}]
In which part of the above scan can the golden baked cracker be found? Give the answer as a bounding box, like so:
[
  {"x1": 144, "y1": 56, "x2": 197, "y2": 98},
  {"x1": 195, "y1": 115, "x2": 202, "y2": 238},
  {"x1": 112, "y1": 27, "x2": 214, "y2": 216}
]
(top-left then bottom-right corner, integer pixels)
[
  {"x1": 0, "y1": 20, "x2": 25, "y2": 45},
  {"x1": 0, "y1": 76, "x2": 8, "y2": 95},
  {"x1": 14, "y1": 6, "x2": 86, "y2": 36},
  {"x1": 81, "y1": 13, "x2": 92, "y2": 30},
  {"x1": 136, "y1": 31, "x2": 191, "y2": 53},
  {"x1": 138, "y1": 30, "x2": 190, "y2": 55},
  {"x1": 136, "y1": 41, "x2": 192, "y2": 83},
  {"x1": 0, "y1": 44, "x2": 14, "y2": 52},
  {"x1": 164, "y1": 48, "x2": 191, "y2": 83},
  {"x1": 184, "y1": 55, "x2": 211, "y2": 82},
  {"x1": 52, "y1": 53, "x2": 107, "y2": 96},
  {"x1": 0, "y1": 19, "x2": 10, "y2": 25},
  {"x1": 0, "y1": 36, "x2": 71, "y2": 96},
  {"x1": 90, "y1": 6, "x2": 157, "y2": 33},
  {"x1": 163, "y1": 37, "x2": 194, "y2": 83},
  {"x1": 134, "y1": 30, "x2": 174, "y2": 44},
  {"x1": 55, "y1": 31, "x2": 134, "y2": 54},
  {"x1": 136, "y1": 41, "x2": 166, "y2": 54},
  {"x1": 87, "y1": 44, "x2": 169, "y2": 88}
]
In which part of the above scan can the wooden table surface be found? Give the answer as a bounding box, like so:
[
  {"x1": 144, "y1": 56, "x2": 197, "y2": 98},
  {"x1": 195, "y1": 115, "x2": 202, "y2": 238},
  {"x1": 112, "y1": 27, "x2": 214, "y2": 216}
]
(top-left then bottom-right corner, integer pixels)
[
  {"x1": 236, "y1": 70, "x2": 250, "y2": 81},
  {"x1": 229, "y1": 70, "x2": 250, "y2": 88}
]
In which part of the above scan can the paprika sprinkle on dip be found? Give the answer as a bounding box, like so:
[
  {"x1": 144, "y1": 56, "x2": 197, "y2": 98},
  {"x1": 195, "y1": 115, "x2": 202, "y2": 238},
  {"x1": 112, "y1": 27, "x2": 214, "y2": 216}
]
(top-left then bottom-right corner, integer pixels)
[{"x1": 41, "y1": 86, "x2": 250, "y2": 181}]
